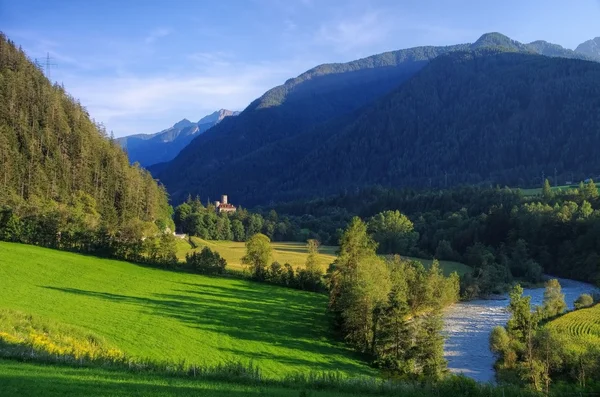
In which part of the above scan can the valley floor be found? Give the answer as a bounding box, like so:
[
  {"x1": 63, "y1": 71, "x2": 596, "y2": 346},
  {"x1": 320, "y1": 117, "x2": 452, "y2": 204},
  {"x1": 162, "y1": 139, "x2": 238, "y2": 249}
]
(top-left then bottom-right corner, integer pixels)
[{"x1": 178, "y1": 237, "x2": 471, "y2": 276}]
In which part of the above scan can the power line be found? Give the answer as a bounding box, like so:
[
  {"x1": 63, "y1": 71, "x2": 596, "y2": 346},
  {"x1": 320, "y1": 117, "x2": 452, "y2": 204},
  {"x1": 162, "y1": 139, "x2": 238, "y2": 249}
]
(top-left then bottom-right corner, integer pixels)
[{"x1": 35, "y1": 52, "x2": 57, "y2": 81}]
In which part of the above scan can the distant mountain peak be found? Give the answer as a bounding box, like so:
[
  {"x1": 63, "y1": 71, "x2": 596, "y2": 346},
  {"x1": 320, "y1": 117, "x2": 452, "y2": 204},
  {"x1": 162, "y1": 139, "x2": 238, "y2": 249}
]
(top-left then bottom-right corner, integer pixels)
[
  {"x1": 471, "y1": 32, "x2": 530, "y2": 52},
  {"x1": 576, "y1": 37, "x2": 600, "y2": 60},
  {"x1": 198, "y1": 109, "x2": 240, "y2": 125},
  {"x1": 173, "y1": 118, "x2": 194, "y2": 129},
  {"x1": 118, "y1": 110, "x2": 240, "y2": 167}
]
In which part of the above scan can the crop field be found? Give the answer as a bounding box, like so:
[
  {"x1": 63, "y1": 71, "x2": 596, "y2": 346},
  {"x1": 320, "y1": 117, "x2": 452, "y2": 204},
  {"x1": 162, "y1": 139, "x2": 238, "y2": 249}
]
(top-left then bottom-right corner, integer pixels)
[
  {"x1": 546, "y1": 304, "x2": 600, "y2": 354},
  {"x1": 179, "y1": 238, "x2": 470, "y2": 276},
  {"x1": 0, "y1": 242, "x2": 370, "y2": 378}
]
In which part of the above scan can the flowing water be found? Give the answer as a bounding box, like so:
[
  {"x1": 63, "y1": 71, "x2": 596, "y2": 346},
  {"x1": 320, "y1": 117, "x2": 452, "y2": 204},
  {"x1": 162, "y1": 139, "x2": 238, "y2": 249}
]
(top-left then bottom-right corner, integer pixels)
[{"x1": 442, "y1": 278, "x2": 599, "y2": 383}]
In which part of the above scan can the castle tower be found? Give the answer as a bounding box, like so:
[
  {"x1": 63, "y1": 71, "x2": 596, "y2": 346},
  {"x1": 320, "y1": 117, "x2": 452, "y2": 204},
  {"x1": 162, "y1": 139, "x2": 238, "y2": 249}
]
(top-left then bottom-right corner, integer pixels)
[{"x1": 222, "y1": 195, "x2": 228, "y2": 205}]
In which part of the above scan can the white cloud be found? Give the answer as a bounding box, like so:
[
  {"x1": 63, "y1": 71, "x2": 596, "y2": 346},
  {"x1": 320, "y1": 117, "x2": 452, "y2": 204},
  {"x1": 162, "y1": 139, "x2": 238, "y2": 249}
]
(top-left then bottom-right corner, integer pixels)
[
  {"x1": 59, "y1": 58, "x2": 314, "y2": 136},
  {"x1": 144, "y1": 28, "x2": 171, "y2": 44}
]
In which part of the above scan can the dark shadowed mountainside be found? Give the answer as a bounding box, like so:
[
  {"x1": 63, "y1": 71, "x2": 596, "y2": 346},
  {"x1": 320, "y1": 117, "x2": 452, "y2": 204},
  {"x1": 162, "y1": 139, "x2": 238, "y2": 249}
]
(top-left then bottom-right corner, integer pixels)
[{"x1": 154, "y1": 33, "x2": 600, "y2": 206}]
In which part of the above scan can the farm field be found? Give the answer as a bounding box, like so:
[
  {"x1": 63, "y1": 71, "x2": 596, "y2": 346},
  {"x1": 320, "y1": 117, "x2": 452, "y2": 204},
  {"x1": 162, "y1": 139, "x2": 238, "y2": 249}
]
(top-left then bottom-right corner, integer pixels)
[
  {"x1": 179, "y1": 238, "x2": 471, "y2": 276},
  {"x1": 546, "y1": 304, "x2": 600, "y2": 354},
  {"x1": 0, "y1": 242, "x2": 371, "y2": 378},
  {"x1": 181, "y1": 237, "x2": 338, "y2": 271}
]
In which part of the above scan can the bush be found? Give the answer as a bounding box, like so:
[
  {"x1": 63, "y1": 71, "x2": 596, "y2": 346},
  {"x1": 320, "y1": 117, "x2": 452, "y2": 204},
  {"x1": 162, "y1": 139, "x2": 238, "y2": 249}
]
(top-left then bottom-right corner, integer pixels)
[
  {"x1": 186, "y1": 247, "x2": 227, "y2": 275},
  {"x1": 574, "y1": 293, "x2": 594, "y2": 309}
]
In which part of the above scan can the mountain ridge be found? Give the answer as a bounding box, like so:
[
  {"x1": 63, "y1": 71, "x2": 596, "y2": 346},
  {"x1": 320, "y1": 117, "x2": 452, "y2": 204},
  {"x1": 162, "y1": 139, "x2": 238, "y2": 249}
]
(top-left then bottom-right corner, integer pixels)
[
  {"x1": 117, "y1": 109, "x2": 239, "y2": 167},
  {"x1": 154, "y1": 33, "x2": 600, "y2": 205}
]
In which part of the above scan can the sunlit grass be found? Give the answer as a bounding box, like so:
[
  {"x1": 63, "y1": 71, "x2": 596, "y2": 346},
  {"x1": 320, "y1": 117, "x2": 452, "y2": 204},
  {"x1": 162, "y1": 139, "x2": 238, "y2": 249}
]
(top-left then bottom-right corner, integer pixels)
[
  {"x1": 180, "y1": 238, "x2": 470, "y2": 276},
  {"x1": 0, "y1": 241, "x2": 370, "y2": 378},
  {"x1": 546, "y1": 304, "x2": 600, "y2": 354}
]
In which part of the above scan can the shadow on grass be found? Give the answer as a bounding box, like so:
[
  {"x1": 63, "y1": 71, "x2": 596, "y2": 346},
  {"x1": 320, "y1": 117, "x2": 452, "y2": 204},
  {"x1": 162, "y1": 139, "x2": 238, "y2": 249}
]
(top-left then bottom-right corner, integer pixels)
[
  {"x1": 0, "y1": 371, "x2": 292, "y2": 397},
  {"x1": 40, "y1": 280, "x2": 367, "y2": 374}
]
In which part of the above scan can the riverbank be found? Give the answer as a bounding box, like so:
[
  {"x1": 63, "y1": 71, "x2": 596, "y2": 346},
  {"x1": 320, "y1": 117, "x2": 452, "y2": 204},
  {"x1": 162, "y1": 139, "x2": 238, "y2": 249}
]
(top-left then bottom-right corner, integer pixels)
[{"x1": 443, "y1": 278, "x2": 599, "y2": 383}]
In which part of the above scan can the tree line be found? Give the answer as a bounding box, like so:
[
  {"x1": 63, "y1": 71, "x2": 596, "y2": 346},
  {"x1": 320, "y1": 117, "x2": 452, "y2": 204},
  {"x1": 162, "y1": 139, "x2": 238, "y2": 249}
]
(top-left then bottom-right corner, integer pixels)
[
  {"x1": 174, "y1": 196, "x2": 320, "y2": 243},
  {"x1": 267, "y1": 182, "x2": 600, "y2": 297}
]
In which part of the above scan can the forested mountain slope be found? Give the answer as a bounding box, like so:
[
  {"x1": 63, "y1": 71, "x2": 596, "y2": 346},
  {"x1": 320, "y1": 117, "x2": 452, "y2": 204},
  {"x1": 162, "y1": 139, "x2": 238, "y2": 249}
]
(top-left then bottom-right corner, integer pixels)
[
  {"x1": 118, "y1": 109, "x2": 239, "y2": 167},
  {"x1": 155, "y1": 42, "x2": 474, "y2": 200},
  {"x1": 156, "y1": 33, "x2": 597, "y2": 204},
  {"x1": 0, "y1": 33, "x2": 173, "y2": 234},
  {"x1": 277, "y1": 50, "x2": 600, "y2": 197}
]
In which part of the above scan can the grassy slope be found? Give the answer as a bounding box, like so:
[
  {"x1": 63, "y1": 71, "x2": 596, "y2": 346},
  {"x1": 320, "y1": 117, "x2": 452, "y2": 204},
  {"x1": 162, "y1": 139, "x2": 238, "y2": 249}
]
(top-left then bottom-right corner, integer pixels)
[
  {"x1": 546, "y1": 304, "x2": 600, "y2": 354},
  {"x1": 0, "y1": 360, "x2": 349, "y2": 397},
  {"x1": 182, "y1": 238, "x2": 470, "y2": 276},
  {"x1": 0, "y1": 242, "x2": 370, "y2": 378}
]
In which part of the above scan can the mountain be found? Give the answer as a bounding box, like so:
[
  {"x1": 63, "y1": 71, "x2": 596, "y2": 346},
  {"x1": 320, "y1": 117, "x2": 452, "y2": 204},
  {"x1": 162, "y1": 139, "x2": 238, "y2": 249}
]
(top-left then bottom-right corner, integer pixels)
[
  {"x1": 575, "y1": 37, "x2": 600, "y2": 60},
  {"x1": 526, "y1": 40, "x2": 588, "y2": 59},
  {"x1": 0, "y1": 33, "x2": 173, "y2": 229},
  {"x1": 155, "y1": 33, "x2": 600, "y2": 205},
  {"x1": 117, "y1": 109, "x2": 239, "y2": 167}
]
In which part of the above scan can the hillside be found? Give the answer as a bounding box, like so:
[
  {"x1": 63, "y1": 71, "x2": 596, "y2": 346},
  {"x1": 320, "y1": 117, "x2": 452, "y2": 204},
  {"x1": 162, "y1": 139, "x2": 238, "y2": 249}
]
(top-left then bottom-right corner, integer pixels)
[
  {"x1": 276, "y1": 50, "x2": 600, "y2": 198},
  {"x1": 154, "y1": 41, "x2": 473, "y2": 202},
  {"x1": 0, "y1": 242, "x2": 370, "y2": 377},
  {"x1": 546, "y1": 304, "x2": 600, "y2": 354},
  {"x1": 117, "y1": 109, "x2": 239, "y2": 167},
  {"x1": 0, "y1": 33, "x2": 173, "y2": 232},
  {"x1": 153, "y1": 33, "x2": 598, "y2": 205}
]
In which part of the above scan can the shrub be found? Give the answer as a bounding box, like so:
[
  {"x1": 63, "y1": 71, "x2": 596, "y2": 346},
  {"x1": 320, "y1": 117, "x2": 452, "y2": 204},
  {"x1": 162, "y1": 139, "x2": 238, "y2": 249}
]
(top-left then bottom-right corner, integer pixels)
[
  {"x1": 186, "y1": 247, "x2": 227, "y2": 275},
  {"x1": 574, "y1": 293, "x2": 594, "y2": 309}
]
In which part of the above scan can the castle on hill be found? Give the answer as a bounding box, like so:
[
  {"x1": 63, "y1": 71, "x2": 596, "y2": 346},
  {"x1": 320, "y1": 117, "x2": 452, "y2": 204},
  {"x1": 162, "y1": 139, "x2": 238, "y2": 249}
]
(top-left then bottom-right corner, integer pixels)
[{"x1": 215, "y1": 195, "x2": 236, "y2": 213}]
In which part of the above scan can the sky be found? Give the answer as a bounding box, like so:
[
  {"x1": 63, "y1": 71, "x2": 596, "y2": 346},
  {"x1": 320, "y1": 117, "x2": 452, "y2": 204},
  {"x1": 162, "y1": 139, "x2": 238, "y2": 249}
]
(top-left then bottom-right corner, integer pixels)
[{"x1": 2, "y1": 0, "x2": 599, "y2": 137}]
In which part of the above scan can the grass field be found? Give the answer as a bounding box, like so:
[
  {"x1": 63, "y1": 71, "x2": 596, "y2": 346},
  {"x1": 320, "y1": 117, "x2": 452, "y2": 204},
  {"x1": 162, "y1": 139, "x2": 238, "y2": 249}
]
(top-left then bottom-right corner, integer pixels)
[
  {"x1": 0, "y1": 359, "x2": 538, "y2": 397},
  {"x1": 0, "y1": 360, "x2": 348, "y2": 397},
  {"x1": 179, "y1": 238, "x2": 470, "y2": 276},
  {"x1": 546, "y1": 304, "x2": 600, "y2": 354},
  {"x1": 0, "y1": 241, "x2": 371, "y2": 378},
  {"x1": 181, "y1": 237, "x2": 338, "y2": 271}
]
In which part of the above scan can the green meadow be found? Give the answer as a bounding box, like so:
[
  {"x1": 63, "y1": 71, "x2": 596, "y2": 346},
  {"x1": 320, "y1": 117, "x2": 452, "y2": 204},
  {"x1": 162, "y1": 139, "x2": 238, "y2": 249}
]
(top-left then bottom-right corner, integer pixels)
[
  {"x1": 177, "y1": 238, "x2": 470, "y2": 276},
  {"x1": 0, "y1": 241, "x2": 370, "y2": 378},
  {"x1": 0, "y1": 360, "x2": 350, "y2": 397}
]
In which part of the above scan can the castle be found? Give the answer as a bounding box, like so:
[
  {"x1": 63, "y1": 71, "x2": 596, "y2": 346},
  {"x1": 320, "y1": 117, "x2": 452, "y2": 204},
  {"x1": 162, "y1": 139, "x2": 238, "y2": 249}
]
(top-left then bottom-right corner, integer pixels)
[{"x1": 215, "y1": 195, "x2": 236, "y2": 213}]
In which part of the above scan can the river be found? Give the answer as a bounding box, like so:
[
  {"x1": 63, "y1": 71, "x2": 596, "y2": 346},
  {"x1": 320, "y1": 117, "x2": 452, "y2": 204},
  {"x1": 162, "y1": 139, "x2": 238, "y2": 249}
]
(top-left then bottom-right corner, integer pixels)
[{"x1": 442, "y1": 278, "x2": 599, "y2": 383}]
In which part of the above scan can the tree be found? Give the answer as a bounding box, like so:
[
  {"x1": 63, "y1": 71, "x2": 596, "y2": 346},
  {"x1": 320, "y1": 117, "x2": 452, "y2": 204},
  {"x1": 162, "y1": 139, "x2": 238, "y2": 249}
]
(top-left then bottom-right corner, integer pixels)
[
  {"x1": 241, "y1": 233, "x2": 272, "y2": 280},
  {"x1": 489, "y1": 326, "x2": 511, "y2": 359},
  {"x1": 415, "y1": 311, "x2": 447, "y2": 380},
  {"x1": 542, "y1": 179, "x2": 554, "y2": 200},
  {"x1": 340, "y1": 255, "x2": 391, "y2": 354},
  {"x1": 507, "y1": 284, "x2": 538, "y2": 346},
  {"x1": 302, "y1": 239, "x2": 323, "y2": 291},
  {"x1": 186, "y1": 247, "x2": 226, "y2": 274},
  {"x1": 336, "y1": 217, "x2": 377, "y2": 274},
  {"x1": 581, "y1": 179, "x2": 599, "y2": 201},
  {"x1": 574, "y1": 293, "x2": 594, "y2": 309},
  {"x1": 368, "y1": 210, "x2": 418, "y2": 255},
  {"x1": 231, "y1": 219, "x2": 245, "y2": 242},
  {"x1": 542, "y1": 279, "x2": 567, "y2": 318}
]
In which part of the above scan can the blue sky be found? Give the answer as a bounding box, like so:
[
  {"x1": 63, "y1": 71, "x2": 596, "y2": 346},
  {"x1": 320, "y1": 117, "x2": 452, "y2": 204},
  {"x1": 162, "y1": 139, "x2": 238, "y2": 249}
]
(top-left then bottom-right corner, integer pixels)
[{"x1": 2, "y1": 0, "x2": 599, "y2": 137}]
